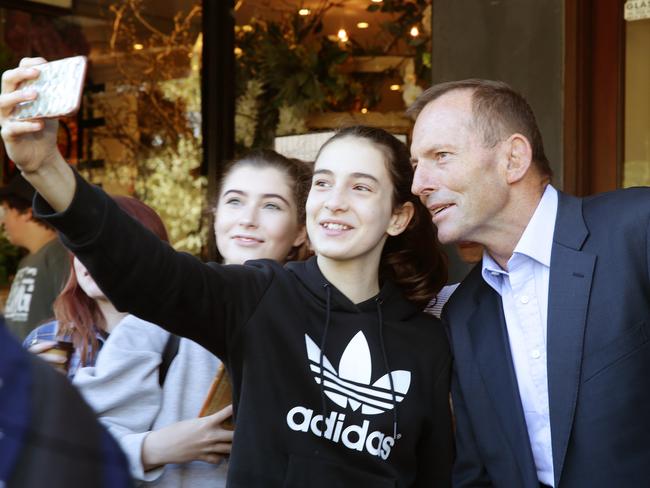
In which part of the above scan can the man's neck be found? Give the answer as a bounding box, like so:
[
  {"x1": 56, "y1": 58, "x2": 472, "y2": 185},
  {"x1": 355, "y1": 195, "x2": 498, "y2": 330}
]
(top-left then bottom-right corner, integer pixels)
[
  {"x1": 22, "y1": 227, "x2": 57, "y2": 255},
  {"x1": 483, "y1": 182, "x2": 550, "y2": 271}
]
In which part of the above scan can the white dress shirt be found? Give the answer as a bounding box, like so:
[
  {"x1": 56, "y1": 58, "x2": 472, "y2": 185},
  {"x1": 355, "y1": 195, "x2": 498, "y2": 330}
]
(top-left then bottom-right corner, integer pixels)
[{"x1": 481, "y1": 184, "x2": 558, "y2": 487}]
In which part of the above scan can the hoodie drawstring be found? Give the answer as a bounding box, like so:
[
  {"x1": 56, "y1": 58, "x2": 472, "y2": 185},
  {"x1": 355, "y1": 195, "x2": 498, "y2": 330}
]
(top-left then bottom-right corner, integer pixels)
[
  {"x1": 376, "y1": 297, "x2": 399, "y2": 440},
  {"x1": 319, "y1": 283, "x2": 332, "y2": 437},
  {"x1": 318, "y1": 286, "x2": 398, "y2": 441}
]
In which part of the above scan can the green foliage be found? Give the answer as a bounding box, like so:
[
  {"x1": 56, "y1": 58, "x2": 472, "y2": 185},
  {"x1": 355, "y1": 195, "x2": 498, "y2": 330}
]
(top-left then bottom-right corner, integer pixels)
[
  {"x1": 368, "y1": 0, "x2": 432, "y2": 84},
  {"x1": 233, "y1": 1, "x2": 433, "y2": 152},
  {"x1": 234, "y1": 13, "x2": 357, "y2": 150}
]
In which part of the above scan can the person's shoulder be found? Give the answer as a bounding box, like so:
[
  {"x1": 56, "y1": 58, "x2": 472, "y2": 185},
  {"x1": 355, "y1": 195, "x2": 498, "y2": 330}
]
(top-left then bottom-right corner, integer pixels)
[
  {"x1": 581, "y1": 187, "x2": 650, "y2": 214},
  {"x1": 41, "y1": 237, "x2": 69, "y2": 265},
  {"x1": 105, "y1": 314, "x2": 171, "y2": 353},
  {"x1": 575, "y1": 187, "x2": 650, "y2": 234},
  {"x1": 442, "y1": 265, "x2": 484, "y2": 318}
]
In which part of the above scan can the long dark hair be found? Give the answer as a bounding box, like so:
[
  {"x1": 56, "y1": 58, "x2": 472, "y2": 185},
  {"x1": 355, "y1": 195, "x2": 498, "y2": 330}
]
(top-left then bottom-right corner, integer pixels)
[{"x1": 318, "y1": 126, "x2": 447, "y2": 308}]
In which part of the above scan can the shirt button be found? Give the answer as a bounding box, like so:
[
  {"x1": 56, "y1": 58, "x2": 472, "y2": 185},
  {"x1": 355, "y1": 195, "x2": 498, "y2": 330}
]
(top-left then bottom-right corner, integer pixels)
[
  {"x1": 490, "y1": 271, "x2": 499, "y2": 277},
  {"x1": 531, "y1": 349, "x2": 541, "y2": 359},
  {"x1": 520, "y1": 295, "x2": 530, "y2": 304}
]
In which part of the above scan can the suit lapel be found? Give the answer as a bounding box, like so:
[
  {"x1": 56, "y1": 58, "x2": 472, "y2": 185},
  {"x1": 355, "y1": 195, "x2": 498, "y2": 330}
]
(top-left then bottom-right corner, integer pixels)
[
  {"x1": 467, "y1": 284, "x2": 538, "y2": 486},
  {"x1": 547, "y1": 193, "x2": 595, "y2": 487}
]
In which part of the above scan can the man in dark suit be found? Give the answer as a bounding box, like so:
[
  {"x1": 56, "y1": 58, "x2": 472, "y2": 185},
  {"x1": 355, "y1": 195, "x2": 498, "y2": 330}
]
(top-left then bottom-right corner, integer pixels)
[{"x1": 408, "y1": 80, "x2": 650, "y2": 488}]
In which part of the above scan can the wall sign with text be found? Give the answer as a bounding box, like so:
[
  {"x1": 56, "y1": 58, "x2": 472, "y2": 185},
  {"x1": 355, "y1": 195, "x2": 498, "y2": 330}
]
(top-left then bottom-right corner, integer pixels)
[{"x1": 625, "y1": 0, "x2": 650, "y2": 21}]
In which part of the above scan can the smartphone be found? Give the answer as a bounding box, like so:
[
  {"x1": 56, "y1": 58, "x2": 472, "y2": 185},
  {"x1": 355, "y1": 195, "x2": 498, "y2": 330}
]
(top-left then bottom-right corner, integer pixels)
[
  {"x1": 12, "y1": 56, "x2": 87, "y2": 120},
  {"x1": 199, "y1": 363, "x2": 234, "y2": 429}
]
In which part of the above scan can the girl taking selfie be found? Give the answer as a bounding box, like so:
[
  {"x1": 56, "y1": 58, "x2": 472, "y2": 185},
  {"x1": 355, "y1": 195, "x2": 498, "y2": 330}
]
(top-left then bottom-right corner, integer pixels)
[
  {"x1": 73, "y1": 150, "x2": 311, "y2": 487},
  {"x1": 1, "y1": 58, "x2": 452, "y2": 487}
]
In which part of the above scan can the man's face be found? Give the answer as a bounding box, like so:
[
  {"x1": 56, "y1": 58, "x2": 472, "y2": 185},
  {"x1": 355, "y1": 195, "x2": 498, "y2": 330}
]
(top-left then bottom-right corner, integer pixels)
[
  {"x1": 410, "y1": 90, "x2": 509, "y2": 245},
  {"x1": 0, "y1": 202, "x2": 29, "y2": 247}
]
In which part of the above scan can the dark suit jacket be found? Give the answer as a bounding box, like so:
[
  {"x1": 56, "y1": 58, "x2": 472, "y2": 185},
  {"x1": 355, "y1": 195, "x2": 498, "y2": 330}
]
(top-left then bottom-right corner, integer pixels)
[{"x1": 444, "y1": 188, "x2": 650, "y2": 488}]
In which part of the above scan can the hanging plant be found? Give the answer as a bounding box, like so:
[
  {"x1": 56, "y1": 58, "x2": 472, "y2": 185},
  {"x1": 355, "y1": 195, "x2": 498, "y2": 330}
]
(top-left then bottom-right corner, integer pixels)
[
  {"x1": 93, "y1": 0, "x2": 207, "y2": 255},
  {"x1": 234, "y1": 9, "x2": 357, "y2": 151},
  {"x1": 368, "y1": 0, "x2": 432, "y2": 84}
]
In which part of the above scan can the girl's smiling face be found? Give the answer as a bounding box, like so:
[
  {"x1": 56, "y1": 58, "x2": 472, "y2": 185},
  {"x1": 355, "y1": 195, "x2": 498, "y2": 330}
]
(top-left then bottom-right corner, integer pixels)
[
  {"x1": 307, "y1": 136, "x2": 409, "y2": 267},
  {"x1": 214, "y1": 165, "x2": 306, "y2": 265}
]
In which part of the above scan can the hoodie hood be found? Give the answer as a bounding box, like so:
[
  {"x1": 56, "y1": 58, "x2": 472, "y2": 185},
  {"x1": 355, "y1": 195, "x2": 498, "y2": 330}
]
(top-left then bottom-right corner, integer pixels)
[{"x1": 286, "y1": 256, "x2": 421, "y2": 320}]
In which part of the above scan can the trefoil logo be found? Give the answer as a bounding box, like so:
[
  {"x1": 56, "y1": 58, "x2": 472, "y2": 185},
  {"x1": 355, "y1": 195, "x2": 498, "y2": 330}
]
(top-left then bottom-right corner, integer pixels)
[{"x1": 286, "y1": 331, "x2": 412, "y2": 460}]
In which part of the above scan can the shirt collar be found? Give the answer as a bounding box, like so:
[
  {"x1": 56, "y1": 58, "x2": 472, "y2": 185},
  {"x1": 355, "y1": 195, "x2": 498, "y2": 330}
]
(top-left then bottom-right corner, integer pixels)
[
  {"x1": 481, "y1": 185, "x2": 558, "y2": 291},
  {"x1": 513, "y1": 184, "x2": 558, "y2": 267}
]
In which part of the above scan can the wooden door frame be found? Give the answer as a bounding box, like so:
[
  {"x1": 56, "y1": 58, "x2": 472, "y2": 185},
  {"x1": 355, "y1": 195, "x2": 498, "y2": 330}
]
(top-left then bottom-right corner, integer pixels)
[{"x1": 564, "y1": 0, "x2": 626, "y2": 196}]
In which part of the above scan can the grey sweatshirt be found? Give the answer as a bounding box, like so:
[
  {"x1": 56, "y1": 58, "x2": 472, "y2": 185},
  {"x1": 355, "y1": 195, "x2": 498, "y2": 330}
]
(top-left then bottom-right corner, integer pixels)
[{"x1": 73, "y1": 315, "x2": 228, "y2": 487}]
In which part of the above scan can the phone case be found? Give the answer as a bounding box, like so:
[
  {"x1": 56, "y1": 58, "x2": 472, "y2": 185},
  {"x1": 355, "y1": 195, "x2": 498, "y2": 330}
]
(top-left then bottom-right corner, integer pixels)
[
  {"x1": 199, "y1": 363, "x2": 234, "y2": 429},
  {"x1": 12, "y1": 56, "x2": 87, "y2": 120}
]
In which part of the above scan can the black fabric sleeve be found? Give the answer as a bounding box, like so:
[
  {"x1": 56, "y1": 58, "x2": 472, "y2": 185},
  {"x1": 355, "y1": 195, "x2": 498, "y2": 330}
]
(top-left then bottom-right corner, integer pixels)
[{"x1": 33, "y1": 170, "x2": 274, "y2": 361}]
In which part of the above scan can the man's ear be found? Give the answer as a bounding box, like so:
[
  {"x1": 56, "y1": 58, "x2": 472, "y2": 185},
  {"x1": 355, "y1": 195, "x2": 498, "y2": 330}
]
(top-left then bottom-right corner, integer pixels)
[
  {"x1": 387, "y1": 201, "x2": 415, "y2": 237},
  {"x1": 20, "y1": 207, "x2": 34, "y2": 222},
  {"x1": 504, "y1": 133, "x2": 533, "y2": 184}
]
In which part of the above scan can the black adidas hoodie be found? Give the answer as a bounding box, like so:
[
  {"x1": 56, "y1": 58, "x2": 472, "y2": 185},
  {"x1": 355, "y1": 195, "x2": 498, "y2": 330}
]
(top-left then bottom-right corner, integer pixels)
[{"x1": 35, "y1": 172, "x2": 453, "y2": 487}]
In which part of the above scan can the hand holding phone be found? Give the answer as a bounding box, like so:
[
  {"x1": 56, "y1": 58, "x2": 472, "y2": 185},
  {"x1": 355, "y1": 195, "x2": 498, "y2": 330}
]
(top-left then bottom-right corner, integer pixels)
[
  {"x1": 199, "y1": 364, "x2": 234, "y2": 429},
  {"x1": 11, "y1": 56, "x2": 87, "y2": 120}
]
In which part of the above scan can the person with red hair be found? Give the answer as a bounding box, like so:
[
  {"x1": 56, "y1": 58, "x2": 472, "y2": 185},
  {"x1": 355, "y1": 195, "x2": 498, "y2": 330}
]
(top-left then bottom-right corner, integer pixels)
[
  {"x1": 23, "y1": 195, "x2": 169, "y2": 378},
  {"x1": 71, "y1": 150, "x2": 311, "y2": 488}
]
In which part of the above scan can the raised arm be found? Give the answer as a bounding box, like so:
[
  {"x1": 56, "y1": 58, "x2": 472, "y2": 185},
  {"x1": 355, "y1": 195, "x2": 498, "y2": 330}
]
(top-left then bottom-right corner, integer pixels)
[
  {"x1": 0, "y1": 58, "x2": 76, "y2": 211},
  {"x1": 1, "y1": 58, "x2": 274, "y2": 360}
]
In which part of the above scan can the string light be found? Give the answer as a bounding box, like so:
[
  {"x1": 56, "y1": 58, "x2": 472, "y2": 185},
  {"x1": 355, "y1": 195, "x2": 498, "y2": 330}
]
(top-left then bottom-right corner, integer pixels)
[
  {"x1": 361, "y1": 108, "x2": 368, "y2": 114},
  {"x1": 337, "y1": 29, "x2": 349, "y2": 43},
  {"x1": 409, "y1": 26, "x2": 419, "y2": 37},
  {"x1": 133, "y1": 43, "x2": 144, "y2": 50},
  {"x1": 298, "y1": 8, "x2": 310, "y2": 16},
  {"x1": 390, "y1": 84, "x2": 401, "y2": 91},
  {"x1": 357, "y1": 22, "x2": 369, "y2": 29}
]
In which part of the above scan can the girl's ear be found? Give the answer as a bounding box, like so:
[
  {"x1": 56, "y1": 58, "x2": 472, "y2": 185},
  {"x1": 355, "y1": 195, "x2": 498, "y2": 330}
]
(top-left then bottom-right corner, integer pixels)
[
  {"x1": 286, "y1": 227, "x2": 310, "y2": 262},
  {"x1": 292, "y1": 226, "x2": 307, "y2": 247},
  {"x1": 387, "y1": 201, "x2": 414, "y2": 236}
]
